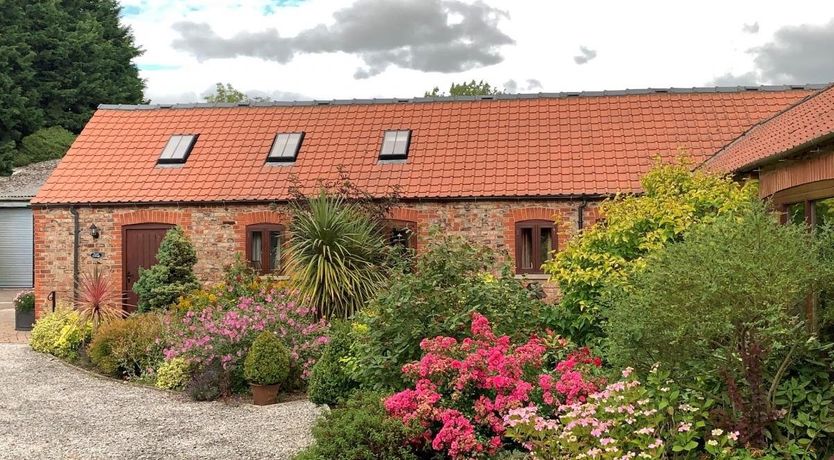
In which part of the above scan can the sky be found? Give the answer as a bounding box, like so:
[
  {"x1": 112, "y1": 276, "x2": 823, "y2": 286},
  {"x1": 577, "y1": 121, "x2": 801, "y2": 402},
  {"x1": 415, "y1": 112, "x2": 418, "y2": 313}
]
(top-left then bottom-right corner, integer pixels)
[{"x1": 120, "y1": 0, "x2": 834, "y2": 104}]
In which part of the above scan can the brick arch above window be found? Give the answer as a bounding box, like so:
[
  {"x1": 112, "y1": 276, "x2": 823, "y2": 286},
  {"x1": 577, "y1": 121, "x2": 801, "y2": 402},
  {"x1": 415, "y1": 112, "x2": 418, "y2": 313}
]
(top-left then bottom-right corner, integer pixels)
[
  {"x1": 504, "y1": 208, "x2": 569, "y2": 275},
  {"x1": 386, "y1": 207, "x2": 435, "y2": 251},
  {"x1": 234, "y1": 210, "x2": 289, "y2": 256}
]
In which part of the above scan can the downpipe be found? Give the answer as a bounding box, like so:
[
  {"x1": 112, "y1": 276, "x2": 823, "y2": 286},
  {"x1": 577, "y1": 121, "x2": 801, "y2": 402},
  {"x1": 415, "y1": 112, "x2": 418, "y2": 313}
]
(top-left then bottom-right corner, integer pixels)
[
  {"x1": 69, "y1": 206, "x2": 80, "y2": 302},
  {"x1": 577, "y1": 200, "x2": 587, "y2": 230}
]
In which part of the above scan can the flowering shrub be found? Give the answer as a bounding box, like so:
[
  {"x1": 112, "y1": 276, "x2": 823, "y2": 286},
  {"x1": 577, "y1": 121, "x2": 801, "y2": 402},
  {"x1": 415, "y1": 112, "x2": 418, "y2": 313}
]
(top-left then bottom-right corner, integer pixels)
[
  {"x1": 13, "y1": 289, "x2": 34, "y2": 312},
  {"x1": 172, "y1": 258, "x2": 287, "y2": 315},
  {"x1": 504, "y1": 365, "x2": 741, "y2": 459},
  {"x1": 352, "y1": 234, "x2": 551, "y2": 390},
  {"x1": 384, "y1": 313, "x2": 601, "y2": 459},
  {"x1": 164, "y1": 286, "x2": 328, "y2": 387}
]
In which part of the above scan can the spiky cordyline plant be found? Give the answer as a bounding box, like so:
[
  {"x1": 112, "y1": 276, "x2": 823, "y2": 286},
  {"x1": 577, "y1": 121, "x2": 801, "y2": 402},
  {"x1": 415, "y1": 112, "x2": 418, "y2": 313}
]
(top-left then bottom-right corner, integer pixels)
[
  {"x1": 76, "y1": 266, "x2": 125, "y2": 329},
  {"x1": 286, "y1": 191, "x2": 388, "y2": 319}
]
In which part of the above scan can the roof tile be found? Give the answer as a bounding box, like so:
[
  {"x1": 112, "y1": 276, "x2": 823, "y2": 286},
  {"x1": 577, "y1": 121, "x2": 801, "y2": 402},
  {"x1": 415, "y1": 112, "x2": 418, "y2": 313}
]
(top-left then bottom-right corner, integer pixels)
[
  {"x1": 33, "y1": 88, "x2": 819, "y2": 205},
  {"x1": 705, "y1": 85, "x2": 834, "y2": 172}
]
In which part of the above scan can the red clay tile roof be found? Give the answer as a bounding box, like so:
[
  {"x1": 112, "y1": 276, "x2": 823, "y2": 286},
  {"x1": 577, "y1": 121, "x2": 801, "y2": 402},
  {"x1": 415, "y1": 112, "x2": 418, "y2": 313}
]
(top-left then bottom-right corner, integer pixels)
[
  {"x1": 704, "y1": 84, "x2": 834, "y2": 173},
  {"x1": 32, "y1": 87, "x2": 822, "y2": 205}
]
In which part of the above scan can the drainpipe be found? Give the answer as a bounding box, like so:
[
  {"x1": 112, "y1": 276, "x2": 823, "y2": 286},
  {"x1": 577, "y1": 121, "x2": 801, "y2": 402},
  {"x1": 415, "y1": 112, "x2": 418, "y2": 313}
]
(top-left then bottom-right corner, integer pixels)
[
  {"x1": 577, "y1": 200, "x2": 587, "y2": 230},
  {"x1": 70, "y1": 206, "x2": 80, "y2": 301}
]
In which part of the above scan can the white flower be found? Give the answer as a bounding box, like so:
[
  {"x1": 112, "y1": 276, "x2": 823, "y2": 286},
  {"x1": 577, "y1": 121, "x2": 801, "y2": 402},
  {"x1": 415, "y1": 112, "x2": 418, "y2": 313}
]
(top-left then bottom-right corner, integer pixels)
[
  {"x1": 711, "y1": 428, "x2": 723, "y2": 437},
  {"x1": 707, "y1": 440, "x2": 718, "y2": 446}
]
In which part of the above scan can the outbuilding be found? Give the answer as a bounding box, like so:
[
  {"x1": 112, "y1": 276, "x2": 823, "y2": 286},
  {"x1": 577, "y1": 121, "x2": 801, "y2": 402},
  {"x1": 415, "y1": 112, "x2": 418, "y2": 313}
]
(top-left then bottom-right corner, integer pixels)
[
  {"x1": 0, "y1": 160, "x2": 59, "y2": 289},
  {"x1": 31, "y1": 86, "x2": 824, "y2": 315}
]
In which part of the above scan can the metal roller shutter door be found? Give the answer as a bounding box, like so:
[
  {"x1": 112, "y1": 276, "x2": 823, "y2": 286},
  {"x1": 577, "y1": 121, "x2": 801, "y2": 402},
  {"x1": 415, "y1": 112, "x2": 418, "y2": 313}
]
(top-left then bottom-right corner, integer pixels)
[{"x1": 0, "y1": 208, "x2": 33, "y2": 288}]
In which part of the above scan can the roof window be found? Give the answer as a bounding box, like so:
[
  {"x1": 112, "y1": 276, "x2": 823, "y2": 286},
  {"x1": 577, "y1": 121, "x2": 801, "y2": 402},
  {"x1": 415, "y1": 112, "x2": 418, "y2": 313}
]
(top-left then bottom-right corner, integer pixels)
[
  {"x1": 267, "y1": 132, "x2": 304, "y2": 163},
  {"x1": 380, "y1": 130, "x2": 411, "y2": 160},
  {"x1": 158, "y1": 134, "x2": 198, "y2": 164}
]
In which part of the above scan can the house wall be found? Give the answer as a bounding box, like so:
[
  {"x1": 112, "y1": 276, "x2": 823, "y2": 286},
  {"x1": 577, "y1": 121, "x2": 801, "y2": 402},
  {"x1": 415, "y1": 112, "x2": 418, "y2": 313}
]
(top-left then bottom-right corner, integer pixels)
[
  {"x1": 33, "y1": 199, "x2": 601, "y2": 317},
  {"x1": 759, "y1": 144, "x2": 834, "y2": 199}
]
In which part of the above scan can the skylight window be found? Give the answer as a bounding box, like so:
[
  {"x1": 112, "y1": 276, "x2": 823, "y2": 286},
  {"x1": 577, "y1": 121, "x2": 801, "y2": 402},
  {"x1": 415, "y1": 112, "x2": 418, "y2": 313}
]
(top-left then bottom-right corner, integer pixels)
[
  {"x1": 267, "y1": 132, "x2": 304, "y2": 163},
  {"x1": 380, "y1": 130, "x2": 411, "y2": 160},
  {"x1": 158, "y1": 134, "x2": 198, "y2": 164}
]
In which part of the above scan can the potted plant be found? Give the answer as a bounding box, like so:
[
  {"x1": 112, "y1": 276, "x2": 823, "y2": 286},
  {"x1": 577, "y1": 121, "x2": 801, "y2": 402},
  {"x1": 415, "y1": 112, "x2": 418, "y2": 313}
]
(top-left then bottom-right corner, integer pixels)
[
  {"x1": 14, "y1": 290, "x2": 35, "y2": 331},
  {"x1": 244, "y1": 331, "x2": 290, "y2": 405}
]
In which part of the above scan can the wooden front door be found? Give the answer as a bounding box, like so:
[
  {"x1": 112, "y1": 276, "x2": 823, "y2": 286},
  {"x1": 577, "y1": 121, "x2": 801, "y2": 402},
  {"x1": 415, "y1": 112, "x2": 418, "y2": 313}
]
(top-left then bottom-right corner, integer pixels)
[{"x1": 122, "y1": 224, "x2": 172, "y2": 311}]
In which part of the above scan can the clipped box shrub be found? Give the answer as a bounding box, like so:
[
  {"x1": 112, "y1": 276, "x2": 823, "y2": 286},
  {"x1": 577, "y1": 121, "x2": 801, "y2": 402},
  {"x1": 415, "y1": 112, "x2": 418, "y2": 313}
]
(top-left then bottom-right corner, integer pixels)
[
  {"x1": 244, "y1": 332, "x2": 290, "y2": 386},
  {"x1": 308, "y1": 320, "x2": 359, "y2": 406},
  {"x1": 88, "y1": 313, "x2": 165, "y2": 378},
  {"x1": 29, "y1": 308, "x2": 92, "y2": 360}
]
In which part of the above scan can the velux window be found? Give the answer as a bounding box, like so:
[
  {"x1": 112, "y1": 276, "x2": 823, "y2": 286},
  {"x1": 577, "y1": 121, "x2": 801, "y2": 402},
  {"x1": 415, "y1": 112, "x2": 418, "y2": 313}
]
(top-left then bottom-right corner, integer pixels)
[
  {"x1": 246, "y1": 224, "x2": 283, "y2": 274},
  {"x1": 267, "y1": 132, "x2": 304, "y2": 163},
  {"x1": 379, "y1": 130, "x2": 411, "y2": 160},
  {"x1": 158, "y1": 134, "x2": 198, "y2": 164},
  {"x1": 515, "y1": 220, "x2": 555, "y2": 274}
]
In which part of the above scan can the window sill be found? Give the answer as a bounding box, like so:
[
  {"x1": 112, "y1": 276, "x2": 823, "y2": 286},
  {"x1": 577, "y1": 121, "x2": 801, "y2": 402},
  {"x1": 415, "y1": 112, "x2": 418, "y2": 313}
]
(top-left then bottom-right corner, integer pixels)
[{"x1": 514, "y1": 273, "x2": 550, "y2": 281}]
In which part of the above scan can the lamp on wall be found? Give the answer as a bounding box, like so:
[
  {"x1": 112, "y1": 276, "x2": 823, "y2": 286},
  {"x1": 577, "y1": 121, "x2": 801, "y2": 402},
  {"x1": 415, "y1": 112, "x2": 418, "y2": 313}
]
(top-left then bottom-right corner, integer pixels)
[{"x1": 88, "y1": 224, "x2": 100, "y2": 239}]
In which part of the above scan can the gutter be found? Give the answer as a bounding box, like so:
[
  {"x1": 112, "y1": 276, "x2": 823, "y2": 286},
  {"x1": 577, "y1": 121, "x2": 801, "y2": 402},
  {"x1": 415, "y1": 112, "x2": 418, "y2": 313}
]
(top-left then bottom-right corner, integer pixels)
[
  {"x1": 69, "y1": 206, "x2": 79, "y2": 302},
  {"x1": 30, "y1": 193, "x2": 615, "y2": 209}
]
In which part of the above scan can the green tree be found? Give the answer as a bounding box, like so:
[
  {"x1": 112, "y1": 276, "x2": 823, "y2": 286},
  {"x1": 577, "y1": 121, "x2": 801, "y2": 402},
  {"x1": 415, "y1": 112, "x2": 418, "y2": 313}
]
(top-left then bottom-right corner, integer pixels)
[
  {"x1": 286, "y1": 191, "x2": 388, "y2": 319},
  {"x1": 204, "y1": 82, "x2": 249, "y2": 103},
  {"x1": 605, "y1": 205, "x2": 834, "y2": 449},
  {"x1": 15, "y1": 126, "x2": 76, "y2": 167},
  {"x1": 132, "y1": 227, "x2": 199, "y2": 312},
  {"x1": 0, "y1": 142, "x2": 16, "y2": 176},
  {"x1": 424, "y1": 80, "x2": 503, "y2": 97},
  {"x1": 0, "y1": 0, "x2": 144, "y2": 172},
  {"x1": 543, "y1": 160, "x2": 757, "y2": 344}
]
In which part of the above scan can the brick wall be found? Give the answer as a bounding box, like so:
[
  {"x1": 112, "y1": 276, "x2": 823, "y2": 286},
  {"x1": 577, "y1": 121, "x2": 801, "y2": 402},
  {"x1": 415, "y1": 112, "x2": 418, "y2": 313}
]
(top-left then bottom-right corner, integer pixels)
[{"x1": 33, "y1": 199, "x2": 600, "y2": 317}]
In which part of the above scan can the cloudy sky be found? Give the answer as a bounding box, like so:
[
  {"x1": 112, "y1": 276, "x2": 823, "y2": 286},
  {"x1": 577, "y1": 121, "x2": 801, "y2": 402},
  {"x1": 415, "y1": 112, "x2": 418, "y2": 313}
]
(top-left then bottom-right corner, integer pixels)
[{"x1": 121, "y1": 0, "x2": 834, "y2": 103}]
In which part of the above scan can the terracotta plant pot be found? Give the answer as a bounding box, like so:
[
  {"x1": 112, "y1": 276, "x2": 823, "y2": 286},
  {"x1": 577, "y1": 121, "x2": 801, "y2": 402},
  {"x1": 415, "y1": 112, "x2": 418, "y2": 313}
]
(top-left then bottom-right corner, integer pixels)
[{"x1": 250, "y1": 383, "x2": 279, "y2": 406}]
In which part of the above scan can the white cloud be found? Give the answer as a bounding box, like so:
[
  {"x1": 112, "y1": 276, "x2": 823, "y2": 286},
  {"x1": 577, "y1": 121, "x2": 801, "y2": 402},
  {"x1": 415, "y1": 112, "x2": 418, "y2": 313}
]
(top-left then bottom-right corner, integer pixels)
[{"x1": 120, "y1": 0, "x2": 834, "y2": 103}]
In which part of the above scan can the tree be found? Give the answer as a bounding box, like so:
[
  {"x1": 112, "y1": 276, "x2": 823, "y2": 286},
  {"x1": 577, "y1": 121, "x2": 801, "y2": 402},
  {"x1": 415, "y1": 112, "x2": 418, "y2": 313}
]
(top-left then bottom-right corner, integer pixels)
[
  {"x1": 15, "y1": 126, "x2": 76, "y2": 167},
  {"x1": 0, "y1": 142, "x2": 16, "y2": 176},
  {"x1": 204, "y1": 82, "x2": 249, "y2": 103},
  {"x1": 286, "y1": 191, "x2": 388, "y2": 319},
  {"x1": 605, "y1": 205, "x2": 834, "y2": 448},
  {"x1": 132, "y1": 227, "x2": 199, "y2": 312},
  {"x1": 424, "y1": 80, "x2": 503, "y2": 97},
  {"x1": 543, "y1": 159, "x2": 757, "y2": 344},
  {"x1": 0, "y1": 0, "x2": 144, "y2": 173}
]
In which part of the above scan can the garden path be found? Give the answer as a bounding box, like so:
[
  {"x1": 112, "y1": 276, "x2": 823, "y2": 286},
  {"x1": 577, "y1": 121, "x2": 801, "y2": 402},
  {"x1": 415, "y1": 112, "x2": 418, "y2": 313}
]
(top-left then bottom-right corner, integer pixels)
[{"x1": 0, "y1": 344, "x2": 320, "y2": 459}]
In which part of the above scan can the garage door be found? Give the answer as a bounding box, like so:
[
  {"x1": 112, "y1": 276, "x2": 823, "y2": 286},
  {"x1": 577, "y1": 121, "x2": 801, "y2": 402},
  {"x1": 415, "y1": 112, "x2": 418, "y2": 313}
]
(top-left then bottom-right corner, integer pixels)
[{"x1": 0, "y1": 207, "x2": 33, "y2": 288}]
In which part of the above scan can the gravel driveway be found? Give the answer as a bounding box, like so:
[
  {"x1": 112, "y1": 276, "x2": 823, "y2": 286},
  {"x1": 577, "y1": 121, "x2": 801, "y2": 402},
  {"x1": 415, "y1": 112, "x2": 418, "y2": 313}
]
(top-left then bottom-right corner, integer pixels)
[{"x1": 0, "y1": 344, "x2": 322, "y2": 459}]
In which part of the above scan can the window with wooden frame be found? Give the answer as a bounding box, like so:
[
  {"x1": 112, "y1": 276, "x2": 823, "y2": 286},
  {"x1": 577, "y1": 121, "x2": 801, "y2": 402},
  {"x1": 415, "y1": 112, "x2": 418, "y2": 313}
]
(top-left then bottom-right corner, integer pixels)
[
  {"x1": 781, "y1": 197, "x2": 834, "y2": 228},
  {"x1": 383, "y1": 219, "x2": 417, "y2": 250},
  {"x1": 246, "y1": 224, "x2": 284, "y2": 274},
  {"x1": 515, "y1": 220, "x2": 555, "y2": 274},
  {"x1": 779, "y1": 197, "x2": 834, "y2": 332}
]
